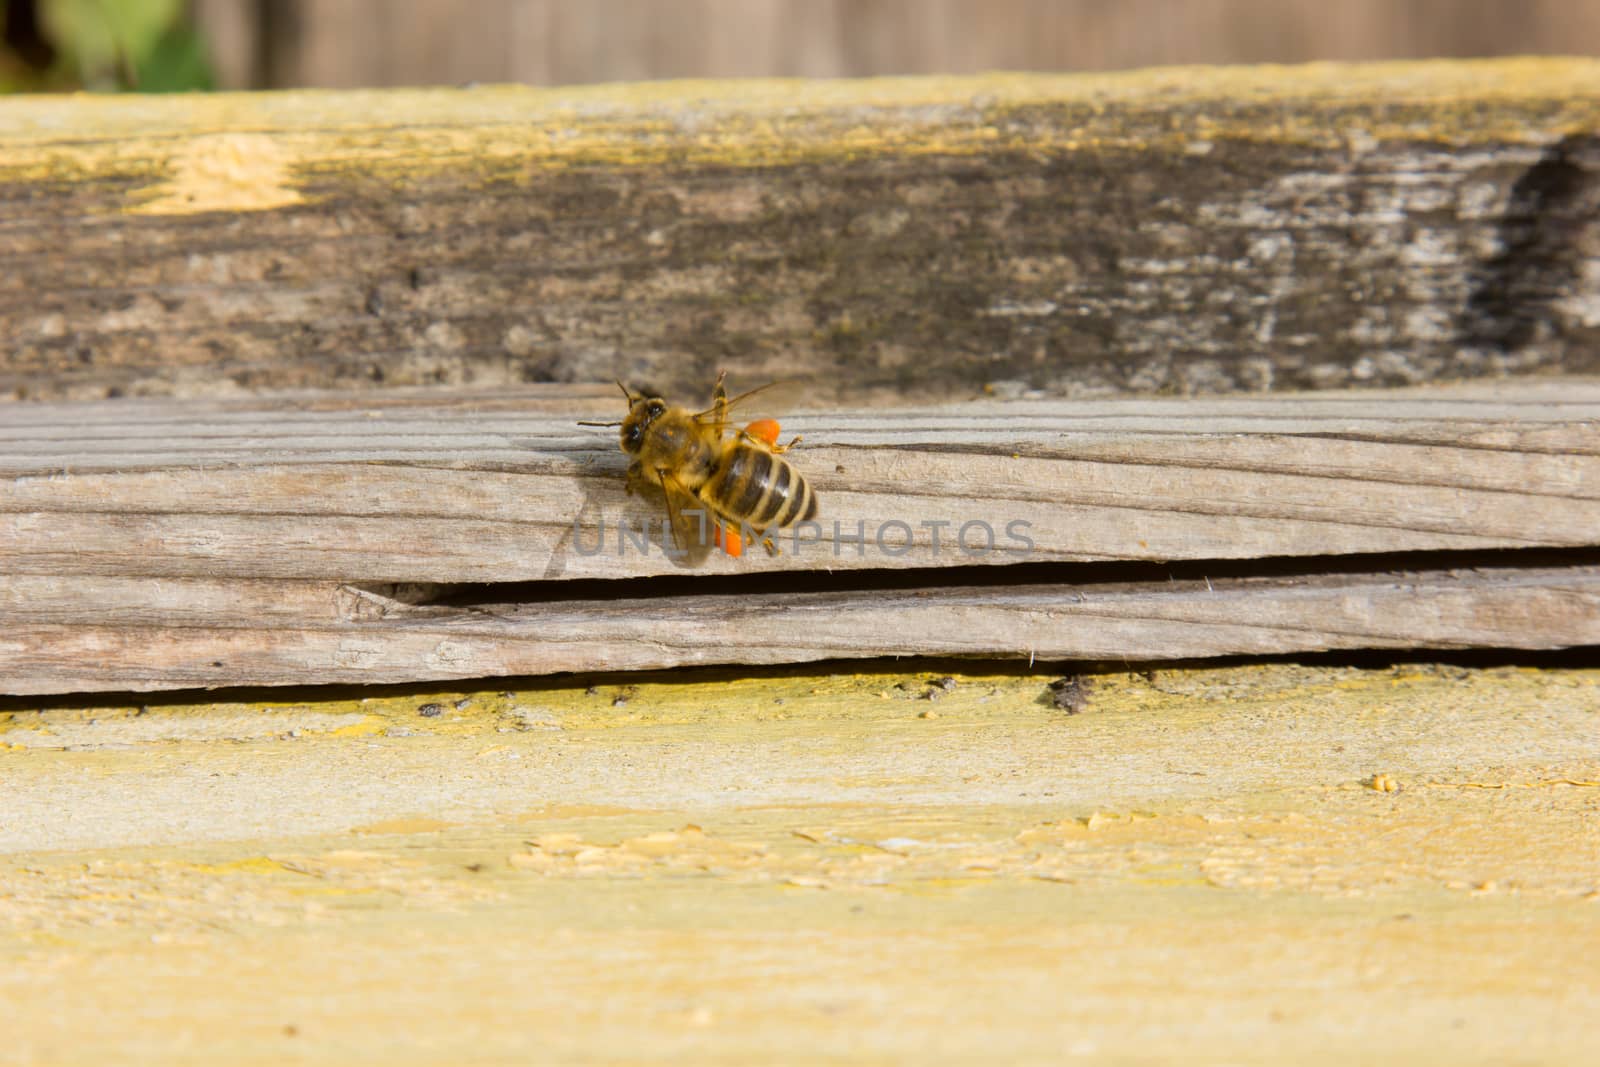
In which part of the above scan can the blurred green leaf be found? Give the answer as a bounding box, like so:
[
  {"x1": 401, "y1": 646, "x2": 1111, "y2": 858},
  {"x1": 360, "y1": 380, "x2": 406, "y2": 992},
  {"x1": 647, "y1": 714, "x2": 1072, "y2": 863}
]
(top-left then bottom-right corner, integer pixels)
[
  {"x1": 0, "y1": 0, "x2": 213, "y2": 92},
  {"x1": 133, "y1": 22, "x2": 214, "y2": 91}
]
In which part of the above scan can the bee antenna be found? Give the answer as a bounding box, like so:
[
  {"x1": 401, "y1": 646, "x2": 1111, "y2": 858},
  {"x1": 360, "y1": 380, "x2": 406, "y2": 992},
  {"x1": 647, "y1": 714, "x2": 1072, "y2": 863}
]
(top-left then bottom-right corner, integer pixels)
[
  {"x1": 615, "y1": 380, "x2": 634, "y2": 405},
  {"x1": 577, "y1": 420, "x2": 623, "y2": 427}
]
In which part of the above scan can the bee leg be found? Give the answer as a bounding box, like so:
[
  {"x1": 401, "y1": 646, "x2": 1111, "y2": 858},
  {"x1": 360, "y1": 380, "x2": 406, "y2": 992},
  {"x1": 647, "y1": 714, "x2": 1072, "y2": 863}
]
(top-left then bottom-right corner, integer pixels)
[
  {"x1": 770, "y1": 434, "x2": 803, "y2": 455},
  {"x1": 739, "y1": 418, "x2": 781, "y2": 450},
  {"x1": 710, "y1": 371, "x2": 730, "y2": 437},
  {"x1": 761, "y1": 535, "x2": 781, "y2": 556},
  {"x1": 623, "y1": 460, "x2": 647, "y2": 496}
]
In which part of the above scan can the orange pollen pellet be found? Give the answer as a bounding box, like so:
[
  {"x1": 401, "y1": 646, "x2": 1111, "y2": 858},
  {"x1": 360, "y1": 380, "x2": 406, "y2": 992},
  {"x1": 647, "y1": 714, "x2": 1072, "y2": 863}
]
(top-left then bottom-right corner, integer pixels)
[
  {"x1": 743, "y1": 418, "x2": 781, "y2": 447},
  {"x1": 715, "y1": 523, "x2": 744, "y2": 557}
]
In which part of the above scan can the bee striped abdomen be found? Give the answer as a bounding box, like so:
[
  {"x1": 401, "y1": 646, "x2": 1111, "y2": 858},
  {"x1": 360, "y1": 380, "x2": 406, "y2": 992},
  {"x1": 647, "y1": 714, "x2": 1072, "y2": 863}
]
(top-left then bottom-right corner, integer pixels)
[{"x1": 707, "y1": 442, "x2": 817, "y2": 531}]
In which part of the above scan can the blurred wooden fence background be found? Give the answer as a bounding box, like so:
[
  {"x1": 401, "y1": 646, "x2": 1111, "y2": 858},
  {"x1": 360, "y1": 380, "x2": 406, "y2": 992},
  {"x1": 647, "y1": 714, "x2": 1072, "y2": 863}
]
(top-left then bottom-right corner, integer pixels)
[{"x1": 193, "y1": 0, "x2": 1600, "y2": 90}]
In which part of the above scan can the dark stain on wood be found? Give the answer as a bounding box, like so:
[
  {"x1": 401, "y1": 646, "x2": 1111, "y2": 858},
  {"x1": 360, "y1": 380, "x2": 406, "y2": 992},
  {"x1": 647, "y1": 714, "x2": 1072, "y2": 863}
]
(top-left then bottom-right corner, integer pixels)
[{"x1": 1463, "y1": 133, "x2": 1600, "y2": 358}]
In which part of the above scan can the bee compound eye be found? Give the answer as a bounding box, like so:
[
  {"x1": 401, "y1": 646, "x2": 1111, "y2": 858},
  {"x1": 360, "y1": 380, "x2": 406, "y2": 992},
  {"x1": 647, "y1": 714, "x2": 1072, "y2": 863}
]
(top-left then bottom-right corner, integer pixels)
[
  {"x1": 623, "y1": 423, "x2": 643, "y2": 448},
  {"x1": 647, "y1": 400, "x2": 666, "y2": 417}
]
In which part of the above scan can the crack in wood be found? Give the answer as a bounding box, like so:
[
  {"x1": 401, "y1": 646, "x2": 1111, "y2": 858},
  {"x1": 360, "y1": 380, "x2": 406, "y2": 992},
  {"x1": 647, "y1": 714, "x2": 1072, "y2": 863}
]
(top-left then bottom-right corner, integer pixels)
[{"x1": 343, "y1": 547, "x2": 1600, "y2": 616}]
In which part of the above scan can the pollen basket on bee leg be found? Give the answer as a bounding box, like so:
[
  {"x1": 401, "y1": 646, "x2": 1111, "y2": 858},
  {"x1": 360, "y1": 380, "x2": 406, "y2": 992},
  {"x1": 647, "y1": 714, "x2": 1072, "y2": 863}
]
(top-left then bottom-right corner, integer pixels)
[
  {"x1": 710, "y1": 520, "x2": 744, "y2": 557},
  {"x1": 743, "y1": 418, "x2": 782, "y2": 448}
]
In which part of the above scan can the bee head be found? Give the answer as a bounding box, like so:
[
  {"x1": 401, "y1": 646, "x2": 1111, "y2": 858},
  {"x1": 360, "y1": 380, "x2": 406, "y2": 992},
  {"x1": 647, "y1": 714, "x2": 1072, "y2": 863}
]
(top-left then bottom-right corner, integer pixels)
[{"x1": 620, "y1": 393, "x2": 668, "y2": 455}]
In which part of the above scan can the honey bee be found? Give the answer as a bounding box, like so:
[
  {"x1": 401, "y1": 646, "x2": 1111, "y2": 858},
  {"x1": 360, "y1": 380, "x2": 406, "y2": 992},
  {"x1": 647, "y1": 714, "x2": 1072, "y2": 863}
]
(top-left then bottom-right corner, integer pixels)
[{"x1": 587, "y1": 373, "x2": 818, "y2": 560}]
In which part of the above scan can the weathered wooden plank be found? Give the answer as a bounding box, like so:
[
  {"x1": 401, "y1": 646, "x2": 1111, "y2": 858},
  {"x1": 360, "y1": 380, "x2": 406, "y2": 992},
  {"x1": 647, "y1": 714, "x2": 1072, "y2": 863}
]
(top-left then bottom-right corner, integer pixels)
[
  {"x1": 6, "y1": 380, "x2": 1596, "y2": 692},
  {"x1": 5, "y1": 662, "x2": 1598, "y2": 1063},
  {"x1": 3, "y1": 382, "x2": 1597, "y2": 584},
  {"x1": 3, "y1": 563, "x2": 1597, "y2": 693},
  {"x1": 4, "y1": 59, "x2": 1600, "y2": 404}
]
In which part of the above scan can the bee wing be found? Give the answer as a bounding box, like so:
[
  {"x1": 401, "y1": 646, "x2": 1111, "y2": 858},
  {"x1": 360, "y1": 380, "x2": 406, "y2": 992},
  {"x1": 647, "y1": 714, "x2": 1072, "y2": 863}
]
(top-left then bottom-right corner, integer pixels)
[
  {"x1": 656, "y1": 469, "x2": 717, "y2": 565},
  {"x1": 691, "y1": 378, "x2": 805, "y2": 424}
]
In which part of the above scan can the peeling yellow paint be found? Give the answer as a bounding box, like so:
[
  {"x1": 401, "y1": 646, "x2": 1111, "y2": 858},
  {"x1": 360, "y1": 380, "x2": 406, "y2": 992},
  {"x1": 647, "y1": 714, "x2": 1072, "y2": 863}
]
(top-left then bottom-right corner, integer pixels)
[
  {"x1": 1437, "y1": 778, "x2": 1600, "y2": 789},
  {"x1": 350, "y1": 817, "x2": 457, "y2": 835},
  {"x1": 325, "y1": 715, "x2": 389, "y2": 738},
  {"x1": 186, "y1": 856, "x2": 289, "y2": 876},
  {"x1": 130, "y1": 132, "x2": 304, "y2": 215}
]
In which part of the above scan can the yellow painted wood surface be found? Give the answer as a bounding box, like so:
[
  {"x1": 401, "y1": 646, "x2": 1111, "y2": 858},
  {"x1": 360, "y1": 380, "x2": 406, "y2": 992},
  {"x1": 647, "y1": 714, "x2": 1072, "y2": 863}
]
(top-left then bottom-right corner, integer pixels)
[
  {"x1": 3, "y1": 661, "x2": 1597, "y2": 1062},
  {"x1": 7, "y1": 59, "x2": 1600, "y2": 190}
]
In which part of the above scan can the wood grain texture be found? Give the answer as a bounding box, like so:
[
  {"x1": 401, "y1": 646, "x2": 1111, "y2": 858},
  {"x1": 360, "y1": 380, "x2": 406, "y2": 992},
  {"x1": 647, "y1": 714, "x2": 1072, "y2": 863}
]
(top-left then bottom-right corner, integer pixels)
[
  {"x1": 3, "y1": 563, "x2": 1598, "y2": 694},
  {"x1": 4, "y1": 381, "x2": 1597, "y2": 584},
  {"x1": 2, "y1": 379, "x2": 1597, "y2": 692},
  {"x1": 4, "y1": 60, "x2": 1600, "y2": 404}
]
